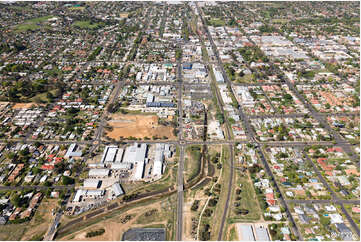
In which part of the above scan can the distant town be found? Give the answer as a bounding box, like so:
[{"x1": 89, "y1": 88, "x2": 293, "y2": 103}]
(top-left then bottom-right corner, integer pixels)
[{"x1": 0, "y1": 1, "x2": 359, "y2": 241}]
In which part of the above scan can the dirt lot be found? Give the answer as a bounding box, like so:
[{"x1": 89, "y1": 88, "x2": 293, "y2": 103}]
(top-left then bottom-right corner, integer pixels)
[
  {"x1": 106, "y1": 114, "x2": 176, "y2": 140},
  {"x1": 21, "y1": 198, "x2": 58, "y2": 240},
  {"x1": 60, "y1": 198, "x2": 174, "y2": 241},
  {"x1": 12, "y1": 102, "x2": 37, "y2": 109},
  {"x1": 183, "y1": 192, "x2": 209, "y2": 241}
]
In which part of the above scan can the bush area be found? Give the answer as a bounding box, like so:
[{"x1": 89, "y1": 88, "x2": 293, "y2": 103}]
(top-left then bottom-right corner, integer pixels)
[{"x1": 85, "y1": 228, "x2": 105, "y2": 238}]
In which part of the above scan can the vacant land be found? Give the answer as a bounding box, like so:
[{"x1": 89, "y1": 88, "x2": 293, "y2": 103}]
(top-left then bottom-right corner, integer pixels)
[
  {"x1": 68, "y1": 6, "x2": 86, "y2": 11},
  {"x1": 106, "y1": 114, "x2": 176, "y2": 140},
  {"x1": 0, "y1": 223, "x2": 28, "y2": 241},
  {"x1": 228, "y1": 174, "x2": 261, "y2": 223},
  {"x1": 60, "y1": 195, "x2": 177, "y2": 241},
  {"x1": 21, "y1": 198, "x2": 58, "y2": 240},
  {"x1": 0, "y1": 198, "x2": 57, "y2": 240},
  {"x1": 11, "y1": 103, "x2": 37, "y2": 109}
]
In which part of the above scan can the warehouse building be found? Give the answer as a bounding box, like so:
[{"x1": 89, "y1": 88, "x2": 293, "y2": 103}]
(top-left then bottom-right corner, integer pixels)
[
  {"x1": 83, "y1": 179, "x2": 101, "y2": 189},
  {"x1": 89, "y1": 168, "x2": 110, "y2": 178},
  {"x1": 112, "y1": 183, "x2": 125, "y2": 197},
  {"x1": 73, "y1": 189, "x2": 105, "y2": 202},
  {"x1": 237, "y1": 224, "x2": 255, "y2": 241},
  {"x1": 123, "y1": 143, "x2": 148, "y2": 164},
  {"x1": 64, "y1": 143, "x2": 83, "y2": 159},
  {"x1": 133, "y1": 161, "x2": 145, "y2": 180},
  {"x1": 101, "y1": 146, "x2": 124, "y2": 163},
  {"x1": 111, "y1": 162, "x2": 132, "y2": 170},
  {"x1": 255, "y1": 226, "x2": 270, "y2": 241}
]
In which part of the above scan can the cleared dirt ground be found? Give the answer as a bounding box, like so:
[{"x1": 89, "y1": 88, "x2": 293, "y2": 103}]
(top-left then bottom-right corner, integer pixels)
[
  {"x1": 12, "y1": 102, "x2": 37, "y2": 109},
  {"x1": 106, "y1": 114, "x2": 176, "y2": 140},
  {"x1": 60, "y1": 200, "x2": 172, "y2": 241}
]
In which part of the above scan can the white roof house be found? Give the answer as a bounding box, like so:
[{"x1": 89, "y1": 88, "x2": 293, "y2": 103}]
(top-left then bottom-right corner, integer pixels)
[{"x1": 330, "y1": 213, "x2": 344, "y2": 224}]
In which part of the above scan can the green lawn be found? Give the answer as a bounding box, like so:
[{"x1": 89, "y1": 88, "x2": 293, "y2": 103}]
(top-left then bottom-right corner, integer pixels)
[
  {"x1": 29, "y1": 89, "x2": 58, "y2": 103},
  {"x1": 15, "y1": 15, "x2": 54, "y2": 32},
  {"x1": 210, "y1": 145, "x2": 231, "y2": 240},
  {"x1": 73, "y1": 21, "x2": 102, "y2": 29},
  {"x1": 228, "y1": 174, "x2": 261, "y2": 223},
  {"x1": 236, "y1": 73, "x2": 255, "y2": 83},
  {"x1": 68, "y1": 6, "x2": 85, "y2": 11},
  {"x1": 272, "y1": 19, "x2": 289, "y2": 24},
  {"x1": 209, "y1": 18, "x2": 225, "y2": 27},
  {"x1": 184, "y1": 145, "x2": 202, "y2": 182}
]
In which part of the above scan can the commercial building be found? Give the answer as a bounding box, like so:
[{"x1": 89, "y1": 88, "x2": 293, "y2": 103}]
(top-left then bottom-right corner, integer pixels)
[
  {"x1": 64, "y1": 143, "x2": 83, "y2": 159},
  {"x1": 112, "y1": 182, "x2": 124, "y2": 197},
  {"x1": 88, "y1": 168, "x2": 110, "y2": 178}
]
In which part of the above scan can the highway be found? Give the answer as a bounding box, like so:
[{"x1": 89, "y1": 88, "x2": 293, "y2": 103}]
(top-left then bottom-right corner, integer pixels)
[
  {"x1": 176, "y1": 42, "x2": 185, "y2": 240},
  {"x1": 197, "y1": 4, "x2": 303, "y2": 239}
]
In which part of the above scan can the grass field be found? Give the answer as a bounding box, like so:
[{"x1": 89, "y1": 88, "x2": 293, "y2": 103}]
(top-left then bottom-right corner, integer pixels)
[
  {"x1": 15, "y1": 15, "x2": 53, "y2": 32},
  {"x1": 236, "y1": 73, "x2": 255, "y2": 83},
  {"x1": 121, "y1": 164, "x2": 177, "y2": 195},
  {"x1": 30, "y1": 89, "x2": 58, "y2": 103},
  {"x1": 272, "y1": 19, "x2": 289, "y2": 24},
  {"x1": 228, "y1": 173, "x2": 261, "y2": 223},
  {"x1": 208, "y1": 18, "x2": 225, "y2": 27},
  {"x1": 184, "y1": 145, "x2": 202, "y2": 182},
  {"x1": 72, "y1": 21, "x2": 102, "y2": 29},
  {"x1": 0, "y1": 223, "x2": 28, "y2": 240},
  {"x1": 228, "y1": 225, "x2": 238, "y2": 241},
  {"x1": 0, "y1": 198, "x2": 58, "y2": 240},
  {"x1": 210, "y1": 145, "x2": 231, "y2": 240}
]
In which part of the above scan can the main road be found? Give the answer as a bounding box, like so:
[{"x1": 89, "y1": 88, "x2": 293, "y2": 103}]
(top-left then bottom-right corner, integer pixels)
[{"x1": 196, "y1": 3, "x2": 302, "y2": 240}]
